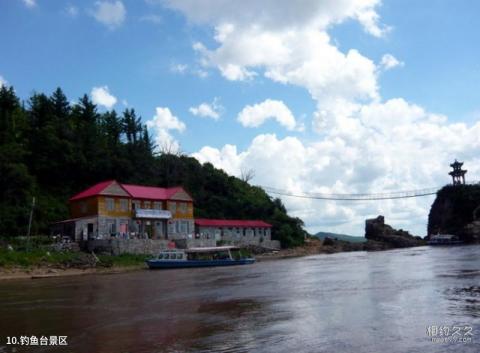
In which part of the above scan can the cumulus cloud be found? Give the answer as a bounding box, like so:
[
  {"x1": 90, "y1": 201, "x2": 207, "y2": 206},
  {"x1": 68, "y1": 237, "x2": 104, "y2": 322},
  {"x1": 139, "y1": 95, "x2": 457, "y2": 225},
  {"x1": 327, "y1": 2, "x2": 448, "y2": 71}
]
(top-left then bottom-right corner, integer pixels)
[
  {"x1": 237, "y1": 99, "x2": 298, "y2": 130},
  {"x1": 175, "y1": 1, "x2": 382, "y2": 125},
  {"x1": 189, "y1": 99, "x2": 222, "y2": 120},
  {"x1": 380, "y1": 53, "x2": 404, "y2": 71},
  {"x1": 164, "y1": 0, "x2": 388, "y2": 37},
  {"x1": 146, "y1": 107, "x2": 186, "y2": 153},
  {"x1": 91, "y1": 86, "x2": 117, "y2": 109},
  {"x1": 169, "y1": 1, "x2": 479, "y2": 236},
  {"x1": 22, "y1": 0, "x2": 36, "y2": 8},
  {"x1": 92, "y1": 1, "x2": 126, "y2": 29},
  {"x1": 0, "y1": 76, "x2": 7, "y2": 88},
  {"x1": 193, "y1": 100, "x2": 480, "y2": 236}
]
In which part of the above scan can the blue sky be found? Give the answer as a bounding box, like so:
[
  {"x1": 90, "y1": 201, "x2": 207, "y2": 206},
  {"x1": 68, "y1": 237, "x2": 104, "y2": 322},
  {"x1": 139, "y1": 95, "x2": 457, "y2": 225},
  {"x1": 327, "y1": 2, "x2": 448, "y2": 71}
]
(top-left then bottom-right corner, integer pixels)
[{"x1": 2, "y1": 0, "x2": 480, "y2": 236}]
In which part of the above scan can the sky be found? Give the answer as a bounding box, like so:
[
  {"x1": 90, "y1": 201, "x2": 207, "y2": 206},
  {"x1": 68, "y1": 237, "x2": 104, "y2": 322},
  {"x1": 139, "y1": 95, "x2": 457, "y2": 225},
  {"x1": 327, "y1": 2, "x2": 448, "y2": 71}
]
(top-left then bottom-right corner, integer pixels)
[{"x1": 1, "y1": 0, "x2": 480, "y2": 236}]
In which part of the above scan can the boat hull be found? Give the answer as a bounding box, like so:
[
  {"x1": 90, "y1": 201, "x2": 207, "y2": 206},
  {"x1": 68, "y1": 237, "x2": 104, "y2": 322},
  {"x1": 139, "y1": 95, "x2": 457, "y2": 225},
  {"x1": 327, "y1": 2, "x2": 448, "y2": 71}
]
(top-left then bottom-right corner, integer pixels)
[
  {"x1": 428, "y1": 241, "x2": 463, "y2": 246},
  {"x1": 146, "y1": 258, "x2": 255, "y2": 269}
]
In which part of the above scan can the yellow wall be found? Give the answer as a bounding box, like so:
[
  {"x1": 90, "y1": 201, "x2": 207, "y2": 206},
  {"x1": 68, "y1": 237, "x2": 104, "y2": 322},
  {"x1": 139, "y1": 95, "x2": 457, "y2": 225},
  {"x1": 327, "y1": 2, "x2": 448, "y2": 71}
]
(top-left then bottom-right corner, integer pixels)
[
  {"x1": 70, "y1": 197, "x2": 98, "y2": 218},
  {"x1": 98, "y1": 196, "x2": 132, "y2": 217},
  {"x1": 167, "y1": 201, "x2": 194, "y2": 219},
  {"x1": 70, "y1": 197, "x2": 194, "y2": 219}
]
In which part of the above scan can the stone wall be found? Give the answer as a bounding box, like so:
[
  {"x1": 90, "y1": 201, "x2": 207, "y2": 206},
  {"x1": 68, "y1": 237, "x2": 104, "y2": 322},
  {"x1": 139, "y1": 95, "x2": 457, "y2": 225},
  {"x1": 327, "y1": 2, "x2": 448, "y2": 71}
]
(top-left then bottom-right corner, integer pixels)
[
  {"x1": 85, "y1": 239, "x2": 171, "y2": 255},
  {"x1": 174, "y1": 238, "x2": 217, "y2": 249},
  {"x1": 85, "y1": 238, "x2": 217, "y2": 255},
  {"x1": 84, "y1": 237, "x2": 279, "y2": 255}
]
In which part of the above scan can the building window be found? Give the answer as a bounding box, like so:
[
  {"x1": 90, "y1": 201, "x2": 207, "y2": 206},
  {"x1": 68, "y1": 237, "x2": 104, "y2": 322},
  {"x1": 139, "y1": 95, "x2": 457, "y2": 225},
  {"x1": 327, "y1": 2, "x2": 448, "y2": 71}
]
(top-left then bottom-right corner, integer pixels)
[
  {"x1": 153, "y1": 202, "x2": 162, "y2": 210},
  {"x1": 169, "y1": 202, "x2": 176, "y2": 214},
  {"x1": 108, "y1": 220, "x2": 116, "y2": 234},
  {"x1": 143, "y1": 201, "x2": 151, "y2": 209},
  {"x1": 179, "y1": 202, "x2": 187, "y2": 213},
  {"x1": 180, "y1": 221, "x2": 188, "y2": 233},
  {"x1": 175, "y1": 220, "x2": 180, "y2": 233},
  {"x1": 132, "y1": 200, "x2": 140, "y2": 210},
  {"x1": 168, "y1": 221, "x2": 175, "y2": 234},
  {"x1": 106, "y1": 198, "x2": 115, "y2": 211},
  {"x1": 120, "y1": 199, "x2": 128, "y2": 211}
]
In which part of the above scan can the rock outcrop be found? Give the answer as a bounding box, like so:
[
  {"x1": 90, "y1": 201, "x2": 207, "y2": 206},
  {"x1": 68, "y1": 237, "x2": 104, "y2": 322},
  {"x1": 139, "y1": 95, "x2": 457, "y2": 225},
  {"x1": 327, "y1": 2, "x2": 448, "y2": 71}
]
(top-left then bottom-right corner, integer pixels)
[
  {"x1": 428, "y1": 184, "x2": 480, "y2": 243},
  {"x1": 365, "y1": 216, "x2": 424, "y2": 248}
]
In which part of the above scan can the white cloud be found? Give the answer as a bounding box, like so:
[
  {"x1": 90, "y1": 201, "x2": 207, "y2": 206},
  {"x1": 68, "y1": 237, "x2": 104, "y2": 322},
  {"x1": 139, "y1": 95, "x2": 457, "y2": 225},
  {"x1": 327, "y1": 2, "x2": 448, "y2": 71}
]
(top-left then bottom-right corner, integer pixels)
[
  {"x1": 0, "y1": 76, "x2": 7, "y2": 88},
  {"x1": 170, "y1": 63, "x2": 188, "y2": 74},
  {"x1": 181, "y1": 4, "x2": 381, "y2": 126},
  {"x1": 237, "y1": 99, "x2": 298, "y2": 130},
  {"x1": 164, "y1": 1, "x2": 388, "y2": 37},
  {"x1": 65, "y1": 5, "x2": 79, "y2": 17},
  {"x1": 22, "y1": 0, "x2": 36, "y2": 8},
  {"x1": 380, "y1": 53, "x2": 403, "y2": 71},
  {"x1": 193, "y1": 101, "x2": 480, "y2": 236},
  {"x1": 91, "y1": 86, "x2": 117, "y2": 109},
  {"x1": 170, "y1": 1, "x2": 479, "y2": 236},
  {"x1": 146, "y1": 107, "x2": 186, "y2": 153},
  {"x1": 189, "y1": 99, "x2": 222, "y2": 120},
  {"x1": 92, "y1": 1, "x2": 126, "y2": 29}
]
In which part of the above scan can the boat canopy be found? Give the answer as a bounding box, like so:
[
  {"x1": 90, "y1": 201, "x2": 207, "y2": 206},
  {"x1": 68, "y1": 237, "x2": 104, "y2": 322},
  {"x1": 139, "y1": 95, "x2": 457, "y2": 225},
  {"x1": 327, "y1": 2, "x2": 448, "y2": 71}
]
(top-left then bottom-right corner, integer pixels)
[{"x1": 185, "y1": 246, "x2": 240, "y2": 253}]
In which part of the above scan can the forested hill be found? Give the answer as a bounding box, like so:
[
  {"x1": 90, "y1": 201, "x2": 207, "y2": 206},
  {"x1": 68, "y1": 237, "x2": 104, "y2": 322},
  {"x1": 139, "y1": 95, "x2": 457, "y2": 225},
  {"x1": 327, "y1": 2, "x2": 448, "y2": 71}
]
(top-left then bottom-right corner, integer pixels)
[{"x1": 0, "y1": 86, "x2": 306, "y2": 247}]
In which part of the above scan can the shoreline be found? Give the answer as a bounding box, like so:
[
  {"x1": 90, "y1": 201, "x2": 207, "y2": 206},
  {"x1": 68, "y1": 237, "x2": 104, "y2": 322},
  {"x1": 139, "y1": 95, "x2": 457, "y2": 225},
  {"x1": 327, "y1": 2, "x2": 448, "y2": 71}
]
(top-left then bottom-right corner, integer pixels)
[
  {"x1": 0, "y1": 264, "x2": 147, "y2": 281},
  {"x1": 0, "y1": 238, "x2": 430, "y2": 281}
]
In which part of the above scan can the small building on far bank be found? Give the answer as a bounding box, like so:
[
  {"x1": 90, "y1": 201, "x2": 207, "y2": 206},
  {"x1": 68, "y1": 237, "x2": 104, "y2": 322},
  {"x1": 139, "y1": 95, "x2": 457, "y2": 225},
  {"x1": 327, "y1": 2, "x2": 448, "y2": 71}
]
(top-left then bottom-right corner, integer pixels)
[{"x1": 194, "y1": 219, "x2": 280, "y2": 248}]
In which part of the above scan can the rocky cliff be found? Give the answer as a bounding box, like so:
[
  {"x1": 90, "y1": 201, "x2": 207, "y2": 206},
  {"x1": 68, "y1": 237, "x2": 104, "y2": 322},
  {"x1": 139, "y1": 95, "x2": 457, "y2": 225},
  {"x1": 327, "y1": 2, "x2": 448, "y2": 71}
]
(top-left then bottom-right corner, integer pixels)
[
  {"x1": 365, "y1": 216, "x2": 424, "y2": 248},
  {"x1": 428, "y1": 184, "x2": 480, "y2": 243}
]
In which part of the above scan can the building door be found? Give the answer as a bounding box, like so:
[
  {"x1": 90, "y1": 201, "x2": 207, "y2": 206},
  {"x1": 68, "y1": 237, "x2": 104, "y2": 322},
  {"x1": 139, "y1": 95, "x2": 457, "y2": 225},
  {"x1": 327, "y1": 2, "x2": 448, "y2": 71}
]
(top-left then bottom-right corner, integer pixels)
[
  {"x1": 215, "y1": 229, "x2": 221, "y2": 241},
  {"x1": 145, "y1": 221, "x2": 152, "y2": 239},
  {"x1": 87, "y1": 223, "x2": 94, "y2": 240}
]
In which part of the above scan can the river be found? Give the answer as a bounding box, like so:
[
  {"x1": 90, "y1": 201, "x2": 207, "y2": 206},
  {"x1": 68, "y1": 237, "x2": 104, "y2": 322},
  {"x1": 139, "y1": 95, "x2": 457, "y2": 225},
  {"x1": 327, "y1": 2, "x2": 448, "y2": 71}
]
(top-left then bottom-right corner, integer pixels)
[{"x1": 0, "y1": 245, "x2": 479, "y2": 353}]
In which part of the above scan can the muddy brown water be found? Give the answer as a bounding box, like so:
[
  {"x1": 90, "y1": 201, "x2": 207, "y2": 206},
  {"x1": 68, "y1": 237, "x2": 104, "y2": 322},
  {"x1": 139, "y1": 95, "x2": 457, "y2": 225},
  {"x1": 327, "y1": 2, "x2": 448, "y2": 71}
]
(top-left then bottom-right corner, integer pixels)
[{"x1": 0, "y1": 245, "x2": 479, "y2": 352}]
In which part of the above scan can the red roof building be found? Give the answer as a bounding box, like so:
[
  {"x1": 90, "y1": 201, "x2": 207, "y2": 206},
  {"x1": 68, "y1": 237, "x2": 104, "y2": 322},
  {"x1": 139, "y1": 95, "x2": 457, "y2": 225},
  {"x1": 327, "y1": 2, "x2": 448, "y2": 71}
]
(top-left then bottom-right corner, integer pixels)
[
  {"x1": 55, "y1": 180, "x2": 279, "y2": 249},
  {"x1": 70, "y1": 180, "x2": 192, "y2": 201}
]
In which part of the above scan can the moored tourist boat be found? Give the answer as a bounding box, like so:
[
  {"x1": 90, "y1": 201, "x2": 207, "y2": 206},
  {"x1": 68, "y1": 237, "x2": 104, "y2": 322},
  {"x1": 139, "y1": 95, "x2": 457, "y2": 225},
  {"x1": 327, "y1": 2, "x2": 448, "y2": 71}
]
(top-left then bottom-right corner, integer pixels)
[
  {"x1": 427, "y1": 233, "x2": 463, "y2": 245},
  {"x1": 146, "y1": 246, "x2": 255, "y2": 269}
]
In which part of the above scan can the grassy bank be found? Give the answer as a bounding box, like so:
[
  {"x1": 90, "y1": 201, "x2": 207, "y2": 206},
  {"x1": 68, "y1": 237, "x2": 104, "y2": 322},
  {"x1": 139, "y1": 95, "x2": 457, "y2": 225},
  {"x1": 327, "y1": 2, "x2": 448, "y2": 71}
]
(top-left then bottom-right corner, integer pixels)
[
  {"x1": 0, "y1": 237, "x2": 152, "y2": 272},
  {"x1": 0, "y1": 249, "x2": 151, "y2": 269}
]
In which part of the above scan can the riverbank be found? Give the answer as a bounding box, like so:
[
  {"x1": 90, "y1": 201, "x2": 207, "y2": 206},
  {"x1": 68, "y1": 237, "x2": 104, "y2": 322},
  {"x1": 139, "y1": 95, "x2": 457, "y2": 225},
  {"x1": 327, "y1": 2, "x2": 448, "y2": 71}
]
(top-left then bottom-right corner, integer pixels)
[
  {"x1": 0, "y1": 264, "x2": 146, "y2": 281},
  {"x1": 0, "y1": 237, "x2": 425, "y2": 281},
  {"x1": 0, "y1": 248, "x2": 151, "y2": 281}
]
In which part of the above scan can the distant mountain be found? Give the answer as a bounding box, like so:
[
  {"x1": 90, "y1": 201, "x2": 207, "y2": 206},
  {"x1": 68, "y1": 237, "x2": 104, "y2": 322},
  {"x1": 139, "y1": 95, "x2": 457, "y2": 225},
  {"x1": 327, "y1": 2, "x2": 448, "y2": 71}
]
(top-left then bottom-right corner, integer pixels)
[{"x1": 314, "y1": 232, "x2": 366, "y2": 243}]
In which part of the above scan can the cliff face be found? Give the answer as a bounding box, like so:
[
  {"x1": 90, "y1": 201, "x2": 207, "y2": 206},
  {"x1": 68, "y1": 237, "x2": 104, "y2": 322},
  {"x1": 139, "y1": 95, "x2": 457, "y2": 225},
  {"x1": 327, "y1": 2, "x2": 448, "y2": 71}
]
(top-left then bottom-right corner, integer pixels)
[
  {"x1": 365, "y1": 216, "x2": 424, "y2": 248},
  {"x1": 427, "y1": 184, "x2": 480, "y2": 243}
]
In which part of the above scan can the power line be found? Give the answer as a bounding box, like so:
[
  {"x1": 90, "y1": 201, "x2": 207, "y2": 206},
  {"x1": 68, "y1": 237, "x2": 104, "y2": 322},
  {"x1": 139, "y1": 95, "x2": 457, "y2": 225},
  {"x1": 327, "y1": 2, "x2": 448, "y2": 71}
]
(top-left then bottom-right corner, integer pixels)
[
  {"x1": 259, "y1": 186, "x2": 441, "y2": 201},
  {"x1": 257, "y1": 181, "x2": 479, "y2": 201}
]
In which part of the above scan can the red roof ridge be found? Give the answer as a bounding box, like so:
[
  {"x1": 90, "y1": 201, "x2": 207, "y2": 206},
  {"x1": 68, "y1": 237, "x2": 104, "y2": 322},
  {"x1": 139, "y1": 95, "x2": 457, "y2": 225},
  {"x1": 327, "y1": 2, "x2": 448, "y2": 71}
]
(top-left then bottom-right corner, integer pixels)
[
  {"x1": 70, "y1": 181, "x2": 193, "y2": 202},
  {"x1": 69, "y1": 180, "x2": 121, "y2": 201}
]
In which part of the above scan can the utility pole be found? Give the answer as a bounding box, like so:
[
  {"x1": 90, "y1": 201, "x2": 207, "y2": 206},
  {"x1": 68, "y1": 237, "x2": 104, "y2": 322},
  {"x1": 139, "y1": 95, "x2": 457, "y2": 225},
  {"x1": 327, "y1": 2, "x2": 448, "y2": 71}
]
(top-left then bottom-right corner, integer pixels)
[{"x1": 27, "y1": 197, "x2": 35, "y2": 251}]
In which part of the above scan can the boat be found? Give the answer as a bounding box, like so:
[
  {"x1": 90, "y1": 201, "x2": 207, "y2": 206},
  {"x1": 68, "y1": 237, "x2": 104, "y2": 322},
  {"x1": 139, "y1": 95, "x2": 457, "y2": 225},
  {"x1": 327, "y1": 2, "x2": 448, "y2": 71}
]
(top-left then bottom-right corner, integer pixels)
[
  {"x1": 146, "y1": 246, "x2": 255, "y2": 269},
  {"x1": 428, "y1": 233, "x2": 463, "y2": 245}
]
